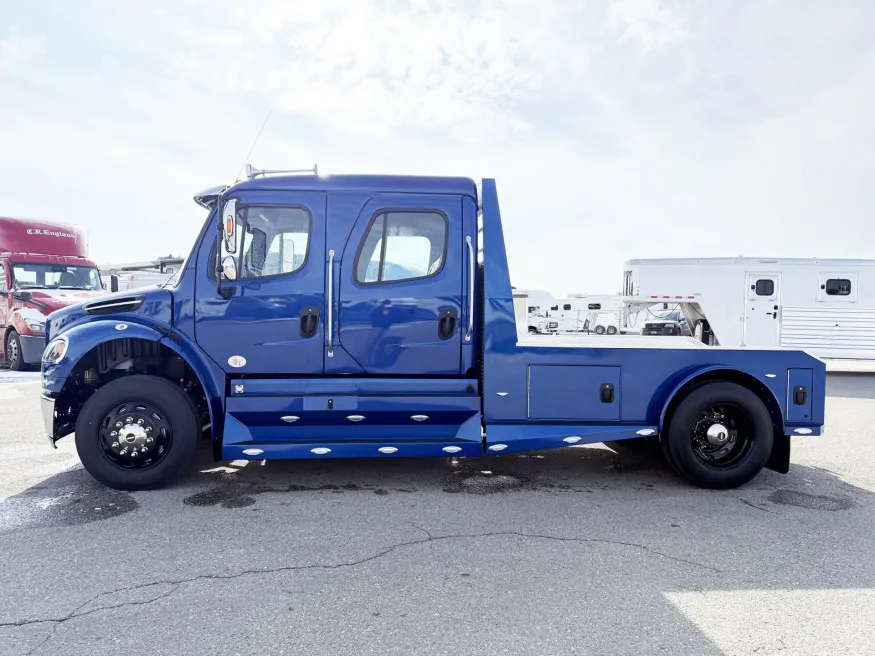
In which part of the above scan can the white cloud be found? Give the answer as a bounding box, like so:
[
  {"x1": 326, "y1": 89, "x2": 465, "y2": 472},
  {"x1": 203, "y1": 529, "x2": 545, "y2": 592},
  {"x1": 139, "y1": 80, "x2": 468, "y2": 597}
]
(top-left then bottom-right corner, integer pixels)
[
  {"x1": 0, "y1": 31, "x2": 45, "y2": 71},
  {"x1": 606, "y1": 0, "x2": 689, "y2": 52}
]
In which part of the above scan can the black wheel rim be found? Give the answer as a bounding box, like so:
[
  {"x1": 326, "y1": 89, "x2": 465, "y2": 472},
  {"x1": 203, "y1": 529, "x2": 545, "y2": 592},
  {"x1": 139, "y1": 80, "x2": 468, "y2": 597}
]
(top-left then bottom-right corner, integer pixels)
[
  {"x1": 690, "y1": 403, "x2": 754, "y2": 469},
  {"x1": 7, "y1": 338, "x2": 18, "y2": 367},
  {"x1": 98, "y1": 401, "x2": 172, "y2": 470}
]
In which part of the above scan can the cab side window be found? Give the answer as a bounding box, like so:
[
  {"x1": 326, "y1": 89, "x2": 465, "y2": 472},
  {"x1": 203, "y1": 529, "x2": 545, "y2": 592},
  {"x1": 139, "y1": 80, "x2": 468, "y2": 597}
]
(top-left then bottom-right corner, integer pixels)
[
  {"x1": 0, "y1": 265, "x2": 7, "y2": 293},
  {"x1": 354, "y1": 211, "x2": 447, "y2": 284},
  {"x1": 221, "y1": 206, "x2": 311, "y2": 280}
]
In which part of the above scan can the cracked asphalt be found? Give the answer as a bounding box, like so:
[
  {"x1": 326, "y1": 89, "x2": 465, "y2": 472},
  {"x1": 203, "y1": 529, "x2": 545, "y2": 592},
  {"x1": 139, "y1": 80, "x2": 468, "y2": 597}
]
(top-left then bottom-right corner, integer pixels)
[{"x1": 1, "y1": 374, "x2": 874, "y2": 656}]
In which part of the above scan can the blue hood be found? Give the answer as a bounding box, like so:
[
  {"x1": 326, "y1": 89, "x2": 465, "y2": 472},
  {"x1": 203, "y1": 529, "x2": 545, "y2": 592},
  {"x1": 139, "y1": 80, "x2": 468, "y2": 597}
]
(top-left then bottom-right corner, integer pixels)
[{"x1": 46, "y1": 287, "x2": 175, "y2": 341}]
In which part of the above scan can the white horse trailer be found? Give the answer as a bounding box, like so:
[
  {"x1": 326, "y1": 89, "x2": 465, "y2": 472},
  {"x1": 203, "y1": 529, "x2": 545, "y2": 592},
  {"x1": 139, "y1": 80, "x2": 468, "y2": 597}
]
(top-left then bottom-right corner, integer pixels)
[{"x1": 622, "y1": 257, "x2": 875, "y2": 361}]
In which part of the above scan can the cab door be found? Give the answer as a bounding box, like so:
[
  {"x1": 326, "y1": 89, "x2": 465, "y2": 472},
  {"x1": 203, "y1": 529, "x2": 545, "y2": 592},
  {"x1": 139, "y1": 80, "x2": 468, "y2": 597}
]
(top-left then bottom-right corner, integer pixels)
[
  {"x1": 333, "y1": 194, "x2": 464, "y2": 375},
  {"x1": 194, "y1": 190, "x2": 326, "y2": 374}
]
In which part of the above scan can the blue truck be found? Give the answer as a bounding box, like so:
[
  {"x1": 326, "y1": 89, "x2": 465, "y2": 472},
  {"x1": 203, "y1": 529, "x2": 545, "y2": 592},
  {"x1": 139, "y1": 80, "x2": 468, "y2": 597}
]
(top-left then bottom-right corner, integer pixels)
[{"x1": 39, "y1": 170, "x2": 826, "y2": 491}]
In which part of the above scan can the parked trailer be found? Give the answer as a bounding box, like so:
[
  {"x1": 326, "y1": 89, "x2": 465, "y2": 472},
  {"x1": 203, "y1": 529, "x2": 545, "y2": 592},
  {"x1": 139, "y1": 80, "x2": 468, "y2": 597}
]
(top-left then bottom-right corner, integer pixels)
[
  {"x1": 513, "y1": 291, "x2": 558, "y2": 336},
  {"x1": 622, "y1": 257, "x2": 875, "y2": 360},
  {"x1": 40, "y1": 172, "x2": 825, "y2": 492}
]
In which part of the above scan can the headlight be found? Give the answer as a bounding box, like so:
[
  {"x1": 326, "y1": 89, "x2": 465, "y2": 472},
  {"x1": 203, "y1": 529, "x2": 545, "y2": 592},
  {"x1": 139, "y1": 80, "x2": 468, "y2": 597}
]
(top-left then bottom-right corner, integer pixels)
[
  {"x1": 28, "y1": 321, "x2": 46, "y2": 333},
  {"x1": 42, "y1": 337, "x2": 68, "y2": 364}
]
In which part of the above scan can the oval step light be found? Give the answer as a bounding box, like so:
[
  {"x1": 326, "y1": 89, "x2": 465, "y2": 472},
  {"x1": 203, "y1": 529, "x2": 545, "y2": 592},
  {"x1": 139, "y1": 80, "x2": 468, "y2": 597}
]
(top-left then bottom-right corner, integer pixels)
[
  {"x1": 488, "y1": 444, "x2": 508, "y2": 452},
  {"x1": 563, "y1": 436, "x2": 582, "y2": 444},
  {"x1": 281, "y1": 416, "x2": 300, "y2": 423},
  {"x1": 636, "y1": 429, "x2": 656, "y2": 436},
  {"x1": 242, "y1": 448, "x2": 264, "y2": 456},
  {"x1": 378, "y1": 447, "x2": 398, "y2": 454},
  {"x1": 310, "y1": 447, "x2": 331, "y2": 455},
  {"x1": 442, "y1": 446, "x2": 462, "y2": 454},
  {"x1": 347, "y1": 415, "x2": 365, "y2": 422},
  {"x1": 411, "y1": 415, "x2": 429, "y2": 422}
]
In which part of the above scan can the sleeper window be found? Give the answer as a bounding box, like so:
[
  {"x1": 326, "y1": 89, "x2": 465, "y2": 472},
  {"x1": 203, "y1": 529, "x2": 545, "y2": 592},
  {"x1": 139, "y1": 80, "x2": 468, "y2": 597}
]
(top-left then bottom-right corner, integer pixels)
[{"x1": 355, "y1": 211, "x2": 447, "y2": 284}]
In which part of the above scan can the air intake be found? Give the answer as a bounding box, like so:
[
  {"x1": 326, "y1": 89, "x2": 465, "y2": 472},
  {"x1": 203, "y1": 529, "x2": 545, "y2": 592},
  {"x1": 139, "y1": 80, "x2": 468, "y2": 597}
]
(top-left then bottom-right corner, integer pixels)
[{"x1": 83, "y1": 295, "x2": 145, "y2": 316}]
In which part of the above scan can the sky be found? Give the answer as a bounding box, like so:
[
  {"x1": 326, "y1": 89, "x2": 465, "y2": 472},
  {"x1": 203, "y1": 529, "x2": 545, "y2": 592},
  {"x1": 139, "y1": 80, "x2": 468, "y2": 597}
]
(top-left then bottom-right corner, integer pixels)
[{"x1": 1, "y1": 0, "x2": 874, "y2": 297}]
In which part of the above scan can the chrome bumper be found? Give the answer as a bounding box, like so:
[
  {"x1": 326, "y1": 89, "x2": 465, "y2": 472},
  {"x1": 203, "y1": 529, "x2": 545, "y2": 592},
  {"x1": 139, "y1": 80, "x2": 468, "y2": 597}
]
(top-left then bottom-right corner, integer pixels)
[{"x1": 41, "y1": 392, "x2": 57, "y2": 449}]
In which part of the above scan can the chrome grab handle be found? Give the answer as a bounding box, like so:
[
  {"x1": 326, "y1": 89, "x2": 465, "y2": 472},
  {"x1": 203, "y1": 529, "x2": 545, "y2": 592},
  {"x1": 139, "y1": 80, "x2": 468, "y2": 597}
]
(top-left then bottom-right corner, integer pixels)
[
  {"x1": 465, "y1": 236, "x2": 474, "y2": 342},
  {"x1": 327, "y1": 249, "x2": 335, "y2": 357}
]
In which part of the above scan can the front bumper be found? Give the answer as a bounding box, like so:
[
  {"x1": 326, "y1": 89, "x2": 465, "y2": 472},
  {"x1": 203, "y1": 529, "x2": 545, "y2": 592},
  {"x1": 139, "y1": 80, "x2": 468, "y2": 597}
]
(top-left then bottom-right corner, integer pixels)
[
  {"x1": 20, "y1": 334, "x2": 46, "y2": 364},
  {"x1": 41, "y1": 391, "x2": 57, "y2": 448}
]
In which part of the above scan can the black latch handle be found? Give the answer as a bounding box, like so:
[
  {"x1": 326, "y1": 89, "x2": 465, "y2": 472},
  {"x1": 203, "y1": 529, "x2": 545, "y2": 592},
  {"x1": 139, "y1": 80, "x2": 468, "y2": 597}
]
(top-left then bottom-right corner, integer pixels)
[
  {"x1": 600, "y1": 383, "x2": 615, "y2": 404},
  {"x1": 793, "y1": 386, "x2": 807, "y2": 406}
]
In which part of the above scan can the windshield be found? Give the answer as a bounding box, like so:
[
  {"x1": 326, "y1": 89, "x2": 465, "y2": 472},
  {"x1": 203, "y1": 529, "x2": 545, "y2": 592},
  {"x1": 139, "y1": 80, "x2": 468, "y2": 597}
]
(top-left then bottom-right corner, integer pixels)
[{"x1": 11, "y1": 263, "x2": 102, "y2": 291}]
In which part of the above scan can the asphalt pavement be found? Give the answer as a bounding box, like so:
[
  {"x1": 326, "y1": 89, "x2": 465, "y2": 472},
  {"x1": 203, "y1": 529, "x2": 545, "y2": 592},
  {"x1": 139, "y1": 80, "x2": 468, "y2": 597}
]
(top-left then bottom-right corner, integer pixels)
[{"x1": 0, "y1": 372, "x2": 873, "y2": 656}]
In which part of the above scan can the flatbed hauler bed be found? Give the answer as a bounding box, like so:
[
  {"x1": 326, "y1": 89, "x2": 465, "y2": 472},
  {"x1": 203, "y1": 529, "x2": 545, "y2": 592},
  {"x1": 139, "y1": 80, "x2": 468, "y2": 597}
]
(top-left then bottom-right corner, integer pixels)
[{"x1": 39, "y1": 173, "x2": 825, "y2": 491}]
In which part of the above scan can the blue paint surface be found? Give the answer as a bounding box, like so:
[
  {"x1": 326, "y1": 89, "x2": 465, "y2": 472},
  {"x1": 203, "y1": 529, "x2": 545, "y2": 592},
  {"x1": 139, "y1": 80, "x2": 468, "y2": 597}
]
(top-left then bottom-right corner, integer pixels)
[{"x1": 40, "y1": 173, "x2": 826, "y2": 468}]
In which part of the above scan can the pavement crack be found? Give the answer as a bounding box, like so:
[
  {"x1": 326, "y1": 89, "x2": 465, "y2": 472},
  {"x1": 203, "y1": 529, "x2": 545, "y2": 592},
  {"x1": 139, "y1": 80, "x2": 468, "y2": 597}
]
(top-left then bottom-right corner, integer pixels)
[
  {"x1": 2, "y1": 529, "x2": 717, "y2": 634},
  {"x1": 734, "y1": 497, "x2": 775, "y2": 513}
]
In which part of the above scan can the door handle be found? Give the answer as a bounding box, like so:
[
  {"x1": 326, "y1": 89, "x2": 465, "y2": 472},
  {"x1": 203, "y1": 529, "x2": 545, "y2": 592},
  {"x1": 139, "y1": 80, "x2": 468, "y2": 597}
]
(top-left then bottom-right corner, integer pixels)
[
  {"x1": 300, "y1": 306, "x2": 320, "y2": 338},
  {"x1": 327, "y1": 249, "x2": 334, "y2": 358},
  {"x1": 438, "y1": 308, "x2": 458, "y2": 340},
  {"x1": 465, "y1": 236, "x2": 475, "y2": 342}
]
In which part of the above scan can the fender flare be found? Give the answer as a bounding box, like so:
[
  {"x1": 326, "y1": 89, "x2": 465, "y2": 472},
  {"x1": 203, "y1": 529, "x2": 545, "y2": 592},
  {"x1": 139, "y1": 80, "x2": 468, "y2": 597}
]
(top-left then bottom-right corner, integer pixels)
[
  {"x1": 49, "y1": 320, "x2": 223, "y2": 442},
  {"x1": 656, "y1": 365, "x2": 784, "y2": 434}
]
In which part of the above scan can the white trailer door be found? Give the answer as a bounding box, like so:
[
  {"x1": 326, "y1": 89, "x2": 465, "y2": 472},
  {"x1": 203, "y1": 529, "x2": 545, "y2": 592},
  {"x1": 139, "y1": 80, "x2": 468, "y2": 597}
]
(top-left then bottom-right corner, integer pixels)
[{"x1": 744, "y1": 272, "x2": 781, "y2": 347}]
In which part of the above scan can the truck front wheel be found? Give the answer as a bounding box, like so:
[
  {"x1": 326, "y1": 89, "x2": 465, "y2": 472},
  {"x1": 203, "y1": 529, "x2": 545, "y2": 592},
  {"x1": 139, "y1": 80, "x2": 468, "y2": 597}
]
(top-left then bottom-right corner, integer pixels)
[
  {"x1": 663, "y1": 382, "x2": 773, "y2": 489},
  {"x1": 75, "y1": 375, "x2": 200, "y2": 491},
  {"x1": 5, "y1": 331, "x2": 24, "y2": 371}
]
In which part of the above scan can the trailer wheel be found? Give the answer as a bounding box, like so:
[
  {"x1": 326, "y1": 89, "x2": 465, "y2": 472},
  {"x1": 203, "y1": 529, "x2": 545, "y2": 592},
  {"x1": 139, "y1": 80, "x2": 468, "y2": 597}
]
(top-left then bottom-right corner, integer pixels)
[
  {"x1": 594, "y1": 325, "x2": 606, "y2": 335},
  {"x1": 528, "y1": 326, "x2": 538, "y2": 335},
  {"x1": 663, "y1": 382, "x2": 773, "y2": 489},
  {"x1": 606, "y1": 326, "x2": 618, "y2": 335},
  {"x1": 75, "y1": 375, "x2": 200, "y2": 491},
  {"x1": 5, "y1": 331, "x2": 25, "y2": 371}
]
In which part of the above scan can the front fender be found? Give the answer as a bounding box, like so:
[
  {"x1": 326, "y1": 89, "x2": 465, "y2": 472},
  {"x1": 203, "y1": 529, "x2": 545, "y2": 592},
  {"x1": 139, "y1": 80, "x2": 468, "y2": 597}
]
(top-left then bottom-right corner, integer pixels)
[{"x1": 42, "y1": 319, "x2": 224, "y2": 445}]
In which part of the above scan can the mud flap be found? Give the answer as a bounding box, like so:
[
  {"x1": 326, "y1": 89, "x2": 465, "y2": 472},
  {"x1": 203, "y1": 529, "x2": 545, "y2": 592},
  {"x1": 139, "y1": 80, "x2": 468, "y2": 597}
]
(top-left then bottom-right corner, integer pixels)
[{"x1": 765, "y1": 432, "x2": 790, "y2": 474}]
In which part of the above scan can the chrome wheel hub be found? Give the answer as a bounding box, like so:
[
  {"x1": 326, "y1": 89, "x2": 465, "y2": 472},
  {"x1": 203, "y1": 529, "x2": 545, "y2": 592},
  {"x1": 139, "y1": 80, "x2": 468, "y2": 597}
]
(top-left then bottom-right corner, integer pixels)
[
  {"x1": 100, "y1": 402, "x2": 171, "y2": 468},
  {"x1": 705, "y1": 423, "x2": 729, "y2": 446}
]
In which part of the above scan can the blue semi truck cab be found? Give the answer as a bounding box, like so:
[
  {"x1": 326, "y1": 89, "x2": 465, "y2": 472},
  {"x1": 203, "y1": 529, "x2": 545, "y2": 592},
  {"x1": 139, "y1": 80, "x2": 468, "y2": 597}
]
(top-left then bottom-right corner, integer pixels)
[{"x1": 39, "y1": 170, "x2": 826, "y2": 491}]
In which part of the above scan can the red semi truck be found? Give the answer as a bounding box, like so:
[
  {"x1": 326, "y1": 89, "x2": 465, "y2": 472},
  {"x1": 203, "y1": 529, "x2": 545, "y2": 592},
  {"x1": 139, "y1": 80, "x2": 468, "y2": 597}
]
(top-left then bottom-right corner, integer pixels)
[{"x1": 1, "y1": 217, "x2": 104, "y2": 370}]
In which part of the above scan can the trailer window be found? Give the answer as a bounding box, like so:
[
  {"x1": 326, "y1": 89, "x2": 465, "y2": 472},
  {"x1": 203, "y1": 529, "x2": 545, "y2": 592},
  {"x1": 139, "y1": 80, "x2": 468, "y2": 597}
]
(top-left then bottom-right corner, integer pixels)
[
  {"x1": 355, "y1": 211, "x2": 447, "y2": 284},
  {"x1": 588, "y1": 303, "x2": 601, "y2": 310},
  {"x1": 754, "y1": 279, "x2": 775, "y2": 296},
  {"x1": 824, "y1": 278, "x2": 852, "y2": 296},
  {"x1": 563, "y1": 304, "x2": 571, "y2": 311}
]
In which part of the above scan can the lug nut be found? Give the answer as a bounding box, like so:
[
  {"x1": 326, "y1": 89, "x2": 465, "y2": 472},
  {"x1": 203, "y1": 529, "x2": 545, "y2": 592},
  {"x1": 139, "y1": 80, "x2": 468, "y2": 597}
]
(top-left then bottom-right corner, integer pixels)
[
  {"x1": 111, "y1": 442, "x2": 119, "y2": 449},
  {"x1": 137, "y1": 418, "x2": 144, "y2": 425},
  {"x1": 115, "y1": 421, "x2": 122, "y2": 428},
  {"x1": 141, "y1": 447, "x2": 148, "y2": 454},
  {"x1": 131, "y1": 451, "x2": 138, "y2": 458}
]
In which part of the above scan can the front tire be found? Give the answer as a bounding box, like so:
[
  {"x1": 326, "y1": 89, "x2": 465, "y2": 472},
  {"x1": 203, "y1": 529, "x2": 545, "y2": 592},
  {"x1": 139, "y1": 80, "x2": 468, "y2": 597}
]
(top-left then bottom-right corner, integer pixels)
[
  {"x1": 663, "y1": 382, "x2": 773, "y2": 489},
  {"x1": 5, "y1": 331, "x2": 24, "y2": 371},
  {"x1": 594, "y1": 325, "x2": 606, "y2": 335},
  {"x1": 75, "y1": 375, "x2": 200, "y2": 490}
]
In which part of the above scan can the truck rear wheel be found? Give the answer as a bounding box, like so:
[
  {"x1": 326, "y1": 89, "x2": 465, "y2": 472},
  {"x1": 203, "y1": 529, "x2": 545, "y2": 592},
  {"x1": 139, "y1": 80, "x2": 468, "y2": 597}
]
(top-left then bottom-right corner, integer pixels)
[
  {"x1": 663, "y1": 382, "x2": 773, "y2": 489},
  {"x1": 5, "y1": 331, "x2": 24, "y2": 371},
  {"x1": 75, "y1": 375, "x2": 200, "y2": 491}
]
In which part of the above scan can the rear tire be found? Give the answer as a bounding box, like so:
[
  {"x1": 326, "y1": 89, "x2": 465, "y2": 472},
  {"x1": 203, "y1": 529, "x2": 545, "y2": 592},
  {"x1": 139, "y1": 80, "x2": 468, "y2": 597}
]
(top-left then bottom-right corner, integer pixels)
[
  {"x1": 606, "y1": 326, "x2": 618, "y2": 335},
  {"x1": 5, "y1": 331, "x2": 25, "y2": 371},
  {"x1": 528, "y1": 326, "x2": 538, "y2": 335},
  {"x1": 663, "y1": 382, "x2": 773, "y2": 489},
  {"x1": 75, "y1": 375, "x2": 200, "y2": 490}
]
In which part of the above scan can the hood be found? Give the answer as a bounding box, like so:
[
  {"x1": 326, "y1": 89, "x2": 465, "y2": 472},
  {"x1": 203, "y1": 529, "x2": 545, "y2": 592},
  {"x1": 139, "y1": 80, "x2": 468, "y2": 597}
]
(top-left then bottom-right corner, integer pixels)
[
  {"x1": 20, "y1": 288, "x2": 104, "y2": 314},
  {"x1": 46, "y1": 287, "x2": 174, "y2": 341}
]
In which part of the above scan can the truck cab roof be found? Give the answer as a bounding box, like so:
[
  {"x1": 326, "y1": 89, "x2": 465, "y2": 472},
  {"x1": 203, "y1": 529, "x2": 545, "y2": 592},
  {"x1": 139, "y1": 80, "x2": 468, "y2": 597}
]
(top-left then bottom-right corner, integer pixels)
[{"x1": 230, "y1": 174, "x2": 478, "y2": 197}]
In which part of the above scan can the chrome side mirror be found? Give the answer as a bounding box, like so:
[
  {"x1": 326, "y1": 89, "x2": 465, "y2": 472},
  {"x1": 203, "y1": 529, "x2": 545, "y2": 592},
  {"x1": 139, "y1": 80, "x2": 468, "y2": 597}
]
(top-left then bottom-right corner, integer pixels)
[
  {"x1": 221, "y1": 255, "x2": 238, "y2": 281},
  {"x1": 222, "y1": 198, "x2": 238, "y2": 254}
]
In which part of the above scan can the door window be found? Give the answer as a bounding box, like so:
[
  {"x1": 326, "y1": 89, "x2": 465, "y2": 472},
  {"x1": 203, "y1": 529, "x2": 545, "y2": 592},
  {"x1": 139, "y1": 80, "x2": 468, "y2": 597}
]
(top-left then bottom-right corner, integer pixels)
[
  {"x1": 354, "y1": 211, "x2": 447, "y2": 284},
  {"x1": 754, "y1": 279, "x2": 775, "y2": 296},
  {"x1": 222, "y1": 206, "x2": 311, "y2": 280}
]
